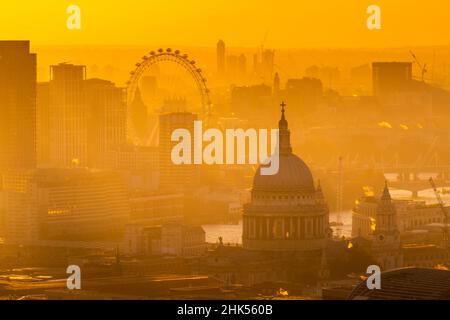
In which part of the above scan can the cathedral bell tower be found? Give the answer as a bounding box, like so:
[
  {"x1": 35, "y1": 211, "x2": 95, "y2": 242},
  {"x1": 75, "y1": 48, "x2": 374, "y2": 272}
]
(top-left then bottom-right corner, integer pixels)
[{"x1": 372, "y1": 181, "x2": 403, "y2": 270}]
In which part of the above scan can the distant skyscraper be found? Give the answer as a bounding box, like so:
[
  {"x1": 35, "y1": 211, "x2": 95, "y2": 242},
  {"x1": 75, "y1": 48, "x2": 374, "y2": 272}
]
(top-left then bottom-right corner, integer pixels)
[
  {"x1": 217, "y1": 40, "x2": 226, "y2": 77},
  {"x1": 227, "y1": 54, "x2": 247, "y2": 82},
  {"x1": 372, "y1": 62, "x2": 412, "y2": 101},
  {"x1": 283, "y1": 77, "x2": 323, "y2": 114},
  {"x1": 273, "y1": 72, "x2": 280, "y2": 95},
  {"x1": 252, "y1": 49, "x2": 275, "y2": 84},
  {"x1": 226, "y1": 55, "x2": 239, "y2": 80},
  {"x1": 238, "y1": 54, "x2": 247, "y2": 78},
  {"x1": 262, "y1": 49, "x2": 275, "y2": 83},
  {"x1": 85, "y1": 79, "x2": 127, "y2": 168},
  {"x1": 37, "y1": 82, "x2": 50, "y2": 167},
  {"x1": 49, "y1": 63, "x2": 87, "y2": 167},
  {"x1": 0, "y1": 41, "x2": 37, "y2": 170},
  {"x1": 159, "y1": 112, "x2": 197, "y2": 192}
]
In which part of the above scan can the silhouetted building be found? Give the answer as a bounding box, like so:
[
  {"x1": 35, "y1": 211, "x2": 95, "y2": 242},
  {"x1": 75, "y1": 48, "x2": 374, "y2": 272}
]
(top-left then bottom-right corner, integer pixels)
[
  {"x1": 253, "y1": 49, "x2": 275, "y2": 84},
  {"x1": 217, "y1": 40, "x2": 226, "y2": 77},
  {"x1": 350, "y1": 64, "x2": 371, "y2": 95},
  {"x1": 281, "y1": 77, "x2": 323, "y2": 114},
  {"x1": 230, "y1": 84, "x2": 272, "y2": 118},
  {"x1": 105, "y1": 145, "x2": 159, "y2": 192},
  {"x1": 85, "y1": 79, "x2": 127, "y2": 168},
  {"x1": 2, "y1": 168, "x2": 129, "y2": 244},
  {"x1": 261, "y1": 49, "x2": 275, "y2": 83},
  {"x1": 159, "y1": 112, "x2": 198, "y2": 192},
  {"x1": 226, "y1": 54, "x2": 247, "y2": 82},
  {"x1": 49, "y1": 63, "x2": 87, "y2": 167},
  {"x1": 372, "y1": 62, "x2": 412, "y2": 101},
  {"x1": 0, "y1": 41, "x2": 37, "y2": 170},
  {"x1": 129, "y1": 192, "x2": 183, "y2": 226},
  {"x1": 402, "y1": 244, "x2": 449, "y2": 268},
  {"x1": 37, "y1": 82, "x2": 50, "y2": 167},
  {"x1": 123, "y1": 223, "x2": 205, "y2": 257},
  {"x1": 273, "y1": 72, "x2": 280, "y2": 96},
  {"x1": 305, "y1": 65, "x2": 340, "y2": 89}
]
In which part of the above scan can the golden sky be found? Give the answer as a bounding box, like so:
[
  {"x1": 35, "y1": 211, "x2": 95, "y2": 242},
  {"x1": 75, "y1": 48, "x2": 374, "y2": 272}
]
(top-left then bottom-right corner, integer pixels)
[{"x1": 1, "y1": 0, "x2": 449, "y2": 48}]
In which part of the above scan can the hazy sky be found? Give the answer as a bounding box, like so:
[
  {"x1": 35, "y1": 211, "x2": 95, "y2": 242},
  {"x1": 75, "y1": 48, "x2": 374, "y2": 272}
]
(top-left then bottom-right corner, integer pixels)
[{"x1": 1, "y1": 0, "x2": 449, "y2": 48}]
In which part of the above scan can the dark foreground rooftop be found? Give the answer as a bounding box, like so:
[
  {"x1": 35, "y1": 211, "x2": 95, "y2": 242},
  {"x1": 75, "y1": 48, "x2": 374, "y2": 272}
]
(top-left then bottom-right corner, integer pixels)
[{"x1": 348, "y1": 267, "x2": 450, "y2": 300}]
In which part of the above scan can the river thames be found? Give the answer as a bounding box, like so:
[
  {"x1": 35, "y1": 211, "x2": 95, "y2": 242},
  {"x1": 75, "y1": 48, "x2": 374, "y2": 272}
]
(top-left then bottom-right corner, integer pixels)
[{"x1": 202, "y1": 187, "x2": 450, "y2": 245}]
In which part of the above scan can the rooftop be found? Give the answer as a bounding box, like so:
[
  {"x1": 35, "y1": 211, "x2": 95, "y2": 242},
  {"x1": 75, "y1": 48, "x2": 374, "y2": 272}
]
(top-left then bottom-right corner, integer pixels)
[{"x1": 348, "y1": 267, "x2": 450, "y2": 300}]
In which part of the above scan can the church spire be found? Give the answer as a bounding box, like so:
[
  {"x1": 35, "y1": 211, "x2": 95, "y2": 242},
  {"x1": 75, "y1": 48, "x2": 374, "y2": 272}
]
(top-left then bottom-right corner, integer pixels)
[
  {"x1": 375, "y1": 180, "x2": 398, "y2": 234},
  {"x1": 279, "y1": 101, "x2": 287, "y2": 128},
  {"x1": 316, "y1": 179, "x2": 324, "y2": 200},
  {"x1": 278, "y1": 101, "x2": 292, "y2": 155},
  {"x1": 381, "y1": 180, "x2": 392, "y2": 202}
]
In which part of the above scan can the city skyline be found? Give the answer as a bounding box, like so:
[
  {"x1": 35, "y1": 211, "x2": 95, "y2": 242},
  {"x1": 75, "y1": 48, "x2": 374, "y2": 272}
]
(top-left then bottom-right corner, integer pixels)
[{"x1": 1, "y1": 1, "x2": 450, "y2": 304}]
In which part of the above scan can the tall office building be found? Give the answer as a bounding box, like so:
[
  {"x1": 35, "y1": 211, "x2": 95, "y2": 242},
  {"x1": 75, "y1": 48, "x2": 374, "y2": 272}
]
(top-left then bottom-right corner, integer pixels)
[
  {"x1": 252, "y1": 49, "x2": 275, "y2": 84},
  {"x1": 261, "y1": 49, "x2": 275, "y2": 83},
  {"x1": 372, "y1": 62, "x2": 412, "y2": 102},
  {"x1": 37, "y1": 82, "x2": 50, "y2": 167},
  {"x1": 273, "y1": 72, "x2": 280, "y2": 95},
  {"x1": 217, "y1": 40, "x2": 226, "y2": 77},
  {"x1": 49, "y1": 63, "x2": 87, "y2": 167},
  {"x1": 159, "y1": 112, "x2": 197, "y2": 192},
  {"x1": 130, "y1": 86, "x2": 149, "y2": 145},
  {"x1": 85, "y1": 79, "x2": 127, "y2": 168},
  {"x1": 226, "y1": 54, "x2": 247, "y2": 82},
  {"x1": 0, "y1": 41, "x2": 37, "y2": 170}
]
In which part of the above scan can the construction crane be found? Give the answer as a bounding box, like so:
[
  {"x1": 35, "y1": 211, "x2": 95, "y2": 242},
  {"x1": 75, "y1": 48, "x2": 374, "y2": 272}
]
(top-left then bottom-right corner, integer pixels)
[
  {"x1": 429, "y1": 177, "x2": 449, "y2": 249},
  {"x1": 410, "y1": 50, "x2": 428, "y2": 82},
  {"x1": 260, "y1": 30, "x2": 269, "y2": 54}
]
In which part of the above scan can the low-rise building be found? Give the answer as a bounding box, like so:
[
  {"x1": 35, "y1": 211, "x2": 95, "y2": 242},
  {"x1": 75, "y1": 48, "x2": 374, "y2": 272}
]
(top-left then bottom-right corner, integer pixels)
[
  {"x1": 2, "y1": 168, "x2": 130, "y2": 244},
  {"x1": 352, "y1": 195, "x2": 448, "y2": 238},
  {"x1": 123, "y1": 223, "x2": 206, "y2": 257}
]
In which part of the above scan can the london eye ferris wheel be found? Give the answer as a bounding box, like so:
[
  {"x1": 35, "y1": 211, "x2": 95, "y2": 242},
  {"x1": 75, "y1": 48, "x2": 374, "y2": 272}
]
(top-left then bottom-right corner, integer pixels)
[{"x1": 126, "y1": 48, "x2": 212, "y2": 146}]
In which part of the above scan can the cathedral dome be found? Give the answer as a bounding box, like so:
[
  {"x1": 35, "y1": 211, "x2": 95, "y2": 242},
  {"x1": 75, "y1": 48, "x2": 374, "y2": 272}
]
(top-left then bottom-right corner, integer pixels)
[
  {"x1": 243, "y1": 102, "x2": 328, "y2": 253},
  {"x1": 252, "y1": 102, "x2": 314, "y2": 192},
  {"x1": 253, "y1": 154, "x2": 314, "y2": 191}
]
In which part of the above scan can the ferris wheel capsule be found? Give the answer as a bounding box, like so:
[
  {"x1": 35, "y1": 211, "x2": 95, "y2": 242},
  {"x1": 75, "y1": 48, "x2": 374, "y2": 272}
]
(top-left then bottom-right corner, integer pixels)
[
  {"x1": 150, "y1": 51, "x2": 155, "y2": 55},
  {"x1": 175, "y1": 50, "x2": 180, "y2": 55},
  {"x1": 158, "y1": 48, "x2": 163, "y2": 53},
  {"x1": 182, "y1": 54, "x2": 188, "y2": 59},
  {"x1": 190, "y1": 60, "x2": 196, "y2": 65},
  {"x1": 166, "y1": 48, "x2": 172, "y2": 52}
]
